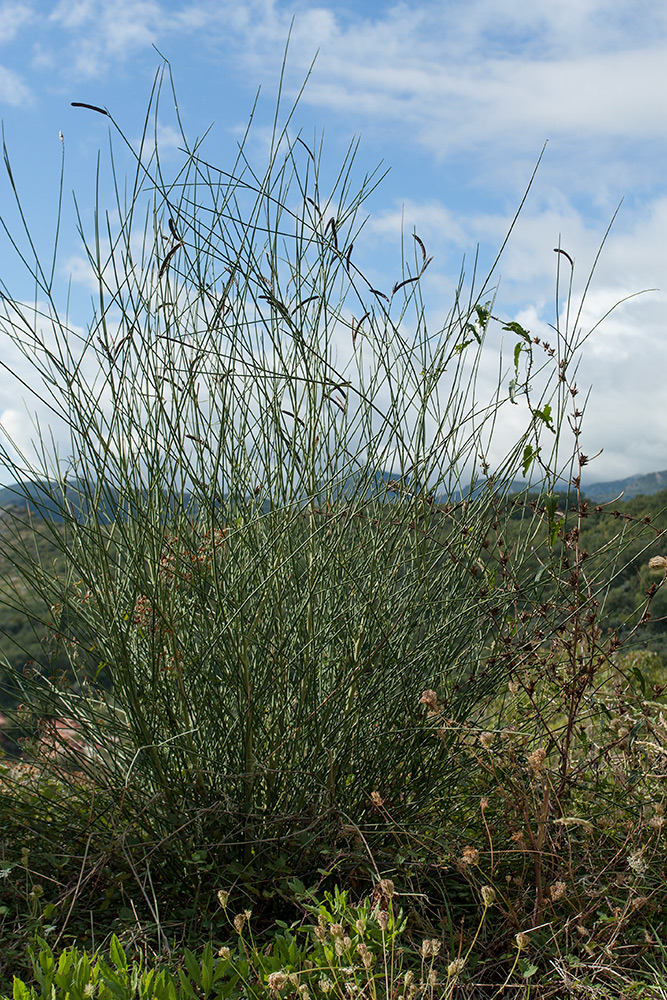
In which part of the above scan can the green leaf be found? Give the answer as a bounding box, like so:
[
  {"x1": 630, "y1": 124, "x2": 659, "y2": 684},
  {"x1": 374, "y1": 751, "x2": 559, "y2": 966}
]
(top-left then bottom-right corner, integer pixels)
[
  {"x1": 474, "y1": 302, "x2": 491, "y2": 329},
  {"x1": 631, "y1": 666, "x2": 646, "y2": 695},
  {"x1": 628, "y1": 720, "x2": 643, "y2": 751},
  {"x1": 200, "y1": 944, "x2": 214, "y2": 996},
  {"x1": 503, "y1": 320, "x2": 531, "y2": 341},
  {"x1": 533, "y1": 403, "x2": 555, "y2": 432},
  {"x1": 521, "y1": 444, "x2": 540, "y2": 478},
  {"x1": 183, "y1": 950, "x2": 202, "y2": 989},
  {"x1": 177, "y1": 969, "x2": 200, "y2": 1000},
  {"x1": 13, "y1": 978, "x2": 32, "y2": 1000},
  {"x1": 152, "y1": 969, "x2": 177, "y2": 1000},
  {"x1": 109, "y1": 935, "x2": 128, "y2": 972}
]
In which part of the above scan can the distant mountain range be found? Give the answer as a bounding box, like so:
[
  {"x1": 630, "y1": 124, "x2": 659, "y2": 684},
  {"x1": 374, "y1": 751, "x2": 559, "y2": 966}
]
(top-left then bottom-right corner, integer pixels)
[
  {"x1": 579, "y1": 469, "x2": 667, "y2": 503},
  {"x1": 0, "y1": 468, "x2": 666, "y2": 521}
]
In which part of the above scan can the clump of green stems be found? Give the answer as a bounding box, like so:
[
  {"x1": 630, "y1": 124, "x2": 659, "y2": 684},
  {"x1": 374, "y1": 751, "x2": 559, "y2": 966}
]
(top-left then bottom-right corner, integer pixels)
[{"x1": 0, "y1": 54, "x2": 641, "y2": 910}]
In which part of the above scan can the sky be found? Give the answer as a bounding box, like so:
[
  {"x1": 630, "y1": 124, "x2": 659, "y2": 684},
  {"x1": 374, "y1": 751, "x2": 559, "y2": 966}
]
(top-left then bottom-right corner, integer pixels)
[{"x1": 0, "y1": 0, "x2": 665, "y2": 488}]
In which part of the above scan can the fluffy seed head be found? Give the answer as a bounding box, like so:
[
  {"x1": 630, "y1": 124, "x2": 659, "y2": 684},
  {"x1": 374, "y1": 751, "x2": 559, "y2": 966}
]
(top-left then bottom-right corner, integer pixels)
[
  {"x1": 481, "y1": 885, "x2": 496, "y2": 906},
  {"x1": 550, "y1": 881, "x2": 567, "y2": 901},
  {"x1": 379, "y1": 878, "x2": 395, "y2": 899},
  {"x1": 267, "y1": 971, "x2": 288, "y2": 992},
  {"x1": 419, "y1": 689, "x2": 442, "y2": 714},
  {"x1": 527, "y1": 747, "x2": 547, "y2": 775}
]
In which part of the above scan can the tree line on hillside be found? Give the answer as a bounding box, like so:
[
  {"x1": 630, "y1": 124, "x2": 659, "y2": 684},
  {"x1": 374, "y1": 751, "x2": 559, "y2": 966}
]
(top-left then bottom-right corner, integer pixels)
[
  {"x1": 0, "y1": 482, "x2": 664, "y2": 744},
  {"x1": 503, "y1": 485, "x2": 667, "y2": 655}
]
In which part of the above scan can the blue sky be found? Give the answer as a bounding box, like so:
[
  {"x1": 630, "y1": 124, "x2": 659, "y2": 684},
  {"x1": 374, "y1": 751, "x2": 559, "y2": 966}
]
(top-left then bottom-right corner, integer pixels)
[{"x1": 0, "y1": 0, "x2": 665, "y2": 486}]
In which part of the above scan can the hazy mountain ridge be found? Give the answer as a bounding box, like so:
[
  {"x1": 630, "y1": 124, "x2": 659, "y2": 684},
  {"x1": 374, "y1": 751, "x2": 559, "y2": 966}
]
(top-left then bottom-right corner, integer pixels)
[
  {"x1": 1, "y1": 468, "x2": 666, "y2": 520},
  {"x1": 579, "y1": 469, "x2": 667, "y2": 503}
]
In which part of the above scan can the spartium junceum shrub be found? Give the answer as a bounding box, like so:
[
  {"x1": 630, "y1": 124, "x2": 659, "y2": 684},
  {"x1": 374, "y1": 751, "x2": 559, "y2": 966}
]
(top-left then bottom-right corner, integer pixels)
[{"x1": 0, "y1": 61, "x2": 652, "y2": 936}]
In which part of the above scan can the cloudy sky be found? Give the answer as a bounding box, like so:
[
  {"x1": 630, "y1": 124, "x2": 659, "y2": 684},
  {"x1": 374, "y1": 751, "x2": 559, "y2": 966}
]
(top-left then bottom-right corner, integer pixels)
[{"x1": 0, "y1": 0, "x2": 665, "y2": 487}]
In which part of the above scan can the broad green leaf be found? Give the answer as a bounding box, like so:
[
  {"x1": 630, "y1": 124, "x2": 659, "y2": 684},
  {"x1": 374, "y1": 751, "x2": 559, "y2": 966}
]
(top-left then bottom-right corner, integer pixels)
[
  {"x1": 13, "y1": 978, "x2": 33, "y2": 1000},
  {"x1": 109, "y1": 935, "x2": 128, "y2": 972},
  {"x1": 533, "y1": 403, "x2": 555, "y2": 432},
  {"x1": 183, "y1": 950, "x2": 202, "y2": 989},
  {"x1": 521, "y1": 444, "x2": 539, "y2": 478},
  {"x1": 503, "y1": 320, "x2": 531, "y2": 341}
]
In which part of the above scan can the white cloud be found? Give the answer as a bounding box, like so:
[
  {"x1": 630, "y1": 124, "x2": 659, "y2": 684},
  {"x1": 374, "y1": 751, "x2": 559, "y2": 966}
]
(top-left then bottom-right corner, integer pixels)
[
  {"x1": 0, "y1": 2, "x2": 33, "y2": 43},
  {"x1": 49, "y1": 0, "x2": 94, "y2": 29},
  {"x1": 0, "y1": 63, "x2": 31, "y2": 105},
  {"x1": 356, "y1": 181, "x2": 667, "y2": 483},
  {"x1": 45, "y1": 0, "x2": 215, "y2": 78},
  {"x1": 206, "y1": 0, "x2": 667, "y2": 205},
  {"x1": 63, "y1": 254, "x2": 101, "y2": 292},
  {"x1": 137, "y1": 121, "x2": 185, "y2": 156}
]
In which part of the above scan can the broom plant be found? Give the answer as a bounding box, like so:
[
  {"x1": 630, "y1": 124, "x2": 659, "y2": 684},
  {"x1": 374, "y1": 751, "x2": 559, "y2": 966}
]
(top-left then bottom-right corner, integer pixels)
[{"x1": 0, "y1": 54, "x2": 633, "y2": 917}]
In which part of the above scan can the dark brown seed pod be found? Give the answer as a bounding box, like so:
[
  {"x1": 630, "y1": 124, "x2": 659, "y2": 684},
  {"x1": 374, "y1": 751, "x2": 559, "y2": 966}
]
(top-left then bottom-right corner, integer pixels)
[
  {"x1": 158, "y1": 241, "x2": 183, "y2": 279},
  {"x1": 281, "y1": 409, "x2": 306, "y2": 427},
  {"x1": 345, "y1": 243, "x2": 354, "y2": 273},
  {"x1": 370, "y1": 288, "x2": 389, "y2": 302},
  {"x1": 296, "y1": 136, "x2": 315, "y2": 161},
  {"x1": 553, "y1": 247, "x2": 574, "y2": 268},
  {"x1": 352, "y1": 311, "x2": 370, "y2": 349},
  {"x1": 259, "y1": 294, "x2": 290, "y2": 319},
  {"x1": 325, "y1": 217, "x2": 338, "y2": 250},
  {"x1": 291, "y1": 295, "x2": 318, "y2": 315},
  {"x1": 392, "y1": 275, "x2": 420, "y2": 295},
  {"x1": 71, "y1": 102, "x2": 109, "y2": 116},
  {"x1": 169, "y1": 217, "x2": 178, "y2": 238},
  {"x1": 413, "y1": 234, "x2": 427, "y2": 263},
  {"x1": 97, "y1": 337, "x2": 113, "y2": 360},
  {"x1": 113, "y1": 333, "x2": 131, "y2": 359},
  {"x1": 185, "y1": 434, "x2": 211, "y2": 451}
]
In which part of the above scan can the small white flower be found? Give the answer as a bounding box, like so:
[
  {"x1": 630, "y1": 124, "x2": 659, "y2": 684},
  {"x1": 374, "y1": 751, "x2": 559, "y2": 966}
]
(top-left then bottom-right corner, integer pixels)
[{"x1": 628, "y1": 849, "x2": 648, "y2": 874}]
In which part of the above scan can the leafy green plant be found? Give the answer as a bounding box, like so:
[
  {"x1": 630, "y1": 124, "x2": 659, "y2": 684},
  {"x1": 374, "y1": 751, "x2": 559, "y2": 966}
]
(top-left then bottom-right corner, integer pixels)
[{"x1": 4, "y1": 880, "x2": 500, "y2": 1000}]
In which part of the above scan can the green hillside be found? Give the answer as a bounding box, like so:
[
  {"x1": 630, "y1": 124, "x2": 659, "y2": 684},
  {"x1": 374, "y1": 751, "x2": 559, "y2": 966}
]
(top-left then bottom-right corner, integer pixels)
[
  {"x1": 504, "y1": 485, "x2": 667, "y2": 656},
  {"x1": 0, "y1": 482, "x2": 665, "y2": 727}
]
